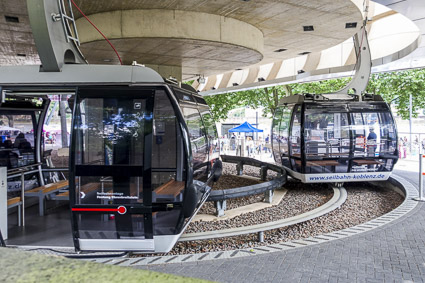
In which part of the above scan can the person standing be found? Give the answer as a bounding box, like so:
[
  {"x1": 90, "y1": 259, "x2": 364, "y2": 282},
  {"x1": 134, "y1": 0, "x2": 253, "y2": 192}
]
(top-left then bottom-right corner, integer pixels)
[
  {"x1": 265, "y1": 134, "x2": 271, "y2": 153},
  {"x1": 367, "y1": 127, "x2": 377, "y2": 157},
  {"x1": 230, "y1": 133, "x2": 236, "y2": 151}
]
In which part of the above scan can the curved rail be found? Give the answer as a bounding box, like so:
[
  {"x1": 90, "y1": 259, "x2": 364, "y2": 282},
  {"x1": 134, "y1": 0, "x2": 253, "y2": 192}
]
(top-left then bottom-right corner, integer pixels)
[
  {"x1": 220, "y1": 155, "x2": 286, "y2": 178},
  {"x1": 208, "y1": 155, "x2": 287, "y2": 216},
  {"x1": 208, "y1": 176, "x2": 286, "y2": 202},
  {"x1": 179, "y1": 186, "x2": 347, "y2": 242}
]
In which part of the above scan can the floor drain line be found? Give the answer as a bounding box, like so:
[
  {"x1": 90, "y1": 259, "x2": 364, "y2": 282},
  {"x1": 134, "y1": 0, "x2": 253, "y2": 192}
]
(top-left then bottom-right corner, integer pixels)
[
  {"x1": 198, "y1": 254, "x2": 209, "y2": 260},
  {"x1": 148, "y1": 257, "x2": 161, "y2": 264},
  {"x1": 165, "y1": 256, "x2": 178, "y2": 263},
  {"x1": 268, "y1": 245, "x2": 284, "y2": 250},
  {"x1": 113, "y1": 259, "x2": 128, "y2": 265},
  {"x1": 130, "y1": 258, "x2": 145, "y2": 265},
  {"x1": 255, "y1": 247, "x2": 271, "y2": 252}
]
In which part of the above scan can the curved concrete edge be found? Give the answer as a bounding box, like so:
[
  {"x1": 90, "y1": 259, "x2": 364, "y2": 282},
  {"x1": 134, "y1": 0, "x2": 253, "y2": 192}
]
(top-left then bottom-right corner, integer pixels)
[
  {"x1": 180, "y1": 187, "x2": 346, "y2": 241},
  {"x1": 193, "y1": 188, "x2": 288, "y2": 222},
  {"x1": 200, "y1": 29, "x2": 422, "y2": 96},
  {"x1": 76, "y1": 9, "x2": 264, "y2": 54}
]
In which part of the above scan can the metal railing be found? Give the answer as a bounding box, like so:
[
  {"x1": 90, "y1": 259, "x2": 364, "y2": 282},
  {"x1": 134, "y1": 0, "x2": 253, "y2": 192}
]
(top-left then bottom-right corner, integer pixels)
[{"x1": 7, "y1": 164, "x2": 69, "y2": 227}]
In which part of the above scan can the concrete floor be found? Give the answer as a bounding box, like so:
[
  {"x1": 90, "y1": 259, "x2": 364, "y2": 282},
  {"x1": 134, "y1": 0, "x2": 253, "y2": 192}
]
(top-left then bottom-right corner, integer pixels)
[{"x1": 6, "y1": 202, "x2": 73, "y2": 247}]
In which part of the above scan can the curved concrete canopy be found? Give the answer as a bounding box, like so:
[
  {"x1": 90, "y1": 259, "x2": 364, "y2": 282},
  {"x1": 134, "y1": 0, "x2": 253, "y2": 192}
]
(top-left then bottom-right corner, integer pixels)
[
  {"x1": 0, "y1": 0, "x2": 420, "y2": 93},
  {"x1": 197, "y1": 1, "x2": 422, "y2": 94},
  {"x1": 77, "y1": 9, "x2": 264, "y2": 78},
  {"x1": 71, "y1": 0, "x2": 365, "y2": 80}
]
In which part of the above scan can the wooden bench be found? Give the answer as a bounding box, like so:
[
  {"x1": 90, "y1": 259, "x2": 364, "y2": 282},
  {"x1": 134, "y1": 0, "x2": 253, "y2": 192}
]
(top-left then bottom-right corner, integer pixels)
[
  {"x1": 153, "y1": 180, "x2": 185, "y2": 202},
  {"x1": 353, "y1": 160, "x2": 384, "y2": 166},
  {"x1": 26, "y1": 180, "x2": 69, "y2": 216},
  {"x1": 7, "y1": 197, "x2": 22, "y2": 226}
]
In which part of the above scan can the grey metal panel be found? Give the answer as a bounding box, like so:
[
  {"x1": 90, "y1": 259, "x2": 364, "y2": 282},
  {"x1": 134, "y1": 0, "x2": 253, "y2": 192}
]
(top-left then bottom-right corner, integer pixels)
[
  {"x1": 278, "y1": 94, "x2": 304, "y2": 105},
  {"x1": 0, "y1": 65, "x2": 164, "y2": 87},
  {"x1": 27, "y1": 0, "x2": 87, "y2": 71}
]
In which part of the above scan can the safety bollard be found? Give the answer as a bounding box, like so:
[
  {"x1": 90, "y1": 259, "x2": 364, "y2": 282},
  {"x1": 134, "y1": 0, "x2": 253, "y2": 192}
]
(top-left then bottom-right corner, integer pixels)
[{"x1": 414, "y1": 154, "x2": 425, "y2": 201}]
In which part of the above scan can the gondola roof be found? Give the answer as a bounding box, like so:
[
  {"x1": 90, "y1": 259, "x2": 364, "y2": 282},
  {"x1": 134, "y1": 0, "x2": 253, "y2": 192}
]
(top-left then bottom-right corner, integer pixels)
[{"x1": 0, "y1": 64, "x2": 164, "y2": 90}]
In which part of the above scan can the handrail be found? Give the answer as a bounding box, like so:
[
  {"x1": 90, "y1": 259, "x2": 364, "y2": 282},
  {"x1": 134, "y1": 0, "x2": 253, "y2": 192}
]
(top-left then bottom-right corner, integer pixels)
[{"x1": 7, "y1": 163, "x2": 42, "y2": 176}]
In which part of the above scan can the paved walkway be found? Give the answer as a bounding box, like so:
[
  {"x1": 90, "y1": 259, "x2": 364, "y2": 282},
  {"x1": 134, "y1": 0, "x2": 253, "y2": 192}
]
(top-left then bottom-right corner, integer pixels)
[{"x1": 138, "y1": 160, "x2": 425, "y2": 282}]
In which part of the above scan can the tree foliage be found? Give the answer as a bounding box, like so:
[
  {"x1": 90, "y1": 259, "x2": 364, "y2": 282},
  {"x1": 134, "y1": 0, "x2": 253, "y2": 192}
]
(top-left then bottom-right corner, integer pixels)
[
  {"x1": 366, "y1": 69, "x2": 425, "y2": 119},
  {"x1": 204, "y1": 68, "x2": 425, "y2": 121}
]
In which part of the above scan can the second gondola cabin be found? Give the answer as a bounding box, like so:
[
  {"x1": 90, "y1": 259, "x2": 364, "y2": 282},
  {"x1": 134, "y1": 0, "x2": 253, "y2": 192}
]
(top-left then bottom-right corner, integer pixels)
[{"x1": 272, "y1": 93, "x2": 398, "y2": 183}]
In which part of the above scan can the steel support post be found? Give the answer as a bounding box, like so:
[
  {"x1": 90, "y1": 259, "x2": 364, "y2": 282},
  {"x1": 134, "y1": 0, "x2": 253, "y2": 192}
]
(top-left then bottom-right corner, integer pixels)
[{"x1": 414, "y1": 154, "x2": 425, "y2": 201}]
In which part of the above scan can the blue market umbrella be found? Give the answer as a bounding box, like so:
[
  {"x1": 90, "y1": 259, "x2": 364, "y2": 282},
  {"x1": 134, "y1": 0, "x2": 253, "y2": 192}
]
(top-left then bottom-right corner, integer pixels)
[{"x1": 228, "y1": 121, "x2": 263, "y2": 133}]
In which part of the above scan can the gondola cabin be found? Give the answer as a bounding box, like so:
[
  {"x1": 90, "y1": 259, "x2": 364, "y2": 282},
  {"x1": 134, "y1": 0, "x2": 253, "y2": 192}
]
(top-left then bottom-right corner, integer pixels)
[
  {"x1": 272, "y1": 94, "x2": 398, "y2": 183},
  {"x1": 0, "y1": 64, "x2": 221, "y2": 253}
]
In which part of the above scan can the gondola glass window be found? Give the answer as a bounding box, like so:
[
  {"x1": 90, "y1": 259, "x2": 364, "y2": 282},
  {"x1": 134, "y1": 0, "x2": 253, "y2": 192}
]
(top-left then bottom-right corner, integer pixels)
[
  {"x1": 74, "y1": 96, "x2": 146, "y2": 203},
  {"x1": 152, "y1": 90, "x2": 177, "y2": 190},
  {"x1": 290, "y1": 105, "x2": 302, "y2": 171},
  {"x1": 272, "y1": 106, "x2": 293, "y2": 166},
  {"x1": 282, "y1": 102, "x2": 398, "y2": 175},
  {"x1": 181, "y1": 104, "x2": 208, "y2": 178},
  {"x1": 0, "y1": 113, "x2": 37, "y2": 169},
  {"x1": 73, "y1": 88, "x2": 155, "y2": 239},
  {"x1": 198, "y1": 104, "x2": 219, "y2": 161}
]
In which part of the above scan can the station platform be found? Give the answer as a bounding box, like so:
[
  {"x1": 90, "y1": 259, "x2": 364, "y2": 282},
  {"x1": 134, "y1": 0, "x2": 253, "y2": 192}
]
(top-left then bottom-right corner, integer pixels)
[
  {"x1": 2, "y1": 159, "x2": 424, "y2": 282},
  {"x1": 135, "y1": 161, "x2": 425, "y2": 283}
]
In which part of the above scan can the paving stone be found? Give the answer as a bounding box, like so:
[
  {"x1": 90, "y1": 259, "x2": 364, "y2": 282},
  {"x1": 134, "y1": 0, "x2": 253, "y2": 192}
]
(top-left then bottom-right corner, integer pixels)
[{"x1": 135, "y1": 172, "x2": 425, "y2": 283}]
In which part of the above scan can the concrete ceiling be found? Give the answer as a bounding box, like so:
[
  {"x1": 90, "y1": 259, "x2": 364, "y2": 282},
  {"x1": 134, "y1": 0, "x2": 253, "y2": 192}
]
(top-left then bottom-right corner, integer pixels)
[
  {"x1": 372, "y1": 0, "x2": 425, "y2": 72},
  {"x1": 0, "y1": 0, "x2": 365, "y2": 80},
  {"x1": 0, "y1": 0, "x2": 39, "y2": 66},
  {"x1": 196, "y1": 1, "x2": 422, "y2": 94},
  {"x1": 73, "y1": 0, "x2": 363, "y2": 79}
]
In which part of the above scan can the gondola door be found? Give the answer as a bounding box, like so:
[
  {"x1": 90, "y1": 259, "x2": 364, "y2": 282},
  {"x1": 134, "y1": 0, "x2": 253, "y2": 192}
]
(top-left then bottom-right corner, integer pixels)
[{"x1": 70, "y1": 87, "x2": 156, "y2": 252}]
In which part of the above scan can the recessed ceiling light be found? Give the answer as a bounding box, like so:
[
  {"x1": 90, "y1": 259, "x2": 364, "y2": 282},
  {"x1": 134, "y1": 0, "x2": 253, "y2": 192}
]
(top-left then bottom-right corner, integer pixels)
[
  {"x1": 298, "y1": 51, "x2": 311, "y2": 56},
  {"x1": 5, "y1": 16, "x2": 19, "y2": 23},
  {"x1": 274, "y1": 48, "x2": 287, "y2": 53},
  {"x1": 345, "y1": 22, "x2": 357, "y2": 29},
  {"x1": 103, "y1": 59, "x2": 112, "y2": 62},
  {"x1": 17, "y1": 53, "x2": 26, "y2": 57},
  {"x1": 303, "y1": 25, "x2": 314, "y2": 32}
]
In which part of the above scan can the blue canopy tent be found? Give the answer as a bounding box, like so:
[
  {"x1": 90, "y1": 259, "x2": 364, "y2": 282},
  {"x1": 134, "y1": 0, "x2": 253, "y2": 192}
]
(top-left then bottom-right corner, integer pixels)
[{"x1": 228, "y1": 121, "x2": 263, "y2": 133}]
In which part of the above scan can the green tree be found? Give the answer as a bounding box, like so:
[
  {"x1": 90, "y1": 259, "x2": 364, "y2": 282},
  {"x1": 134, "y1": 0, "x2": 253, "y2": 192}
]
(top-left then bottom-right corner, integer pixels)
[
  {"x1": 203, "y1": 68, "x2": 425, "y2": 121},
  {"x1": 366, "y1": 69, "x2": 425, "y2": 119},
  {"x1": 204, "y1": 78, "x2": 350, "y2": 121}
]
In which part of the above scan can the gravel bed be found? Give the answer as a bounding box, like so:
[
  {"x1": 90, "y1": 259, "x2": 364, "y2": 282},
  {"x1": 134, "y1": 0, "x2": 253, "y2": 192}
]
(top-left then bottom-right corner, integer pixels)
[
  {"x1": 167, "y1": 183, "x2": 403, "y2": 255},
  {"x1": 133, "y1": 162, "x2": 404, "y2": 256},
  {"x1": 188, "y1": 180, "x2": 332, "y2": 232}
]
